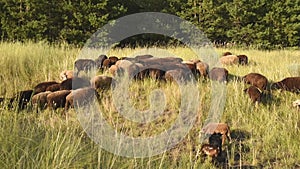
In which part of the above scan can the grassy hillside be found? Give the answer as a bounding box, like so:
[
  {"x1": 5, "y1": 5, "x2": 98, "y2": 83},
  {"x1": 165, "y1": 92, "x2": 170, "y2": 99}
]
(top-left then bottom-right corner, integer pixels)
[{"x1": 0, "y1": 42, "x2": 299, "y2": 168}]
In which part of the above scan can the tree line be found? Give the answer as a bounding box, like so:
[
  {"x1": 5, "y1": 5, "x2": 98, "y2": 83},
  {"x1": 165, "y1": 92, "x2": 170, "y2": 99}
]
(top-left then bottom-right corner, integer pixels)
[{"x1": 0, "y1": 0, "x2": 299, "y2": 49}]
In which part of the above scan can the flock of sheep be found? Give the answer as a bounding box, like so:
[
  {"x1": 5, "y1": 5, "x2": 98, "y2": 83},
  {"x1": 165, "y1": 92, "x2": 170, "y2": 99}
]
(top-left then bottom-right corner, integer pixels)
[{"x1": 0, "y1": 51, "x2": 299, "y2": 163}]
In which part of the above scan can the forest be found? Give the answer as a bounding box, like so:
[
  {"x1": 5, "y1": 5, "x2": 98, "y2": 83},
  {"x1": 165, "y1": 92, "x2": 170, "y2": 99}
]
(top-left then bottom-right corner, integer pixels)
[{"x1": 0, "y1": 0, "x2": 299, "y2": 49}]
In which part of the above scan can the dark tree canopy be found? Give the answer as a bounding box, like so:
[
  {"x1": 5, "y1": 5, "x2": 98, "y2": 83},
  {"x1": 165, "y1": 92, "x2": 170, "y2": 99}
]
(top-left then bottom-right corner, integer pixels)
[{"x1": 0, "y1": 0, "x2": 299, "y2": 49}]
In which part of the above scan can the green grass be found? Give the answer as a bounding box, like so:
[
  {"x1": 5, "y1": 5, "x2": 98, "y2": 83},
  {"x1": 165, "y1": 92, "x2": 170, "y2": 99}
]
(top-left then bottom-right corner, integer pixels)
[{"x1": 0, "y1": 42, "x2": 300, "y2": 168}]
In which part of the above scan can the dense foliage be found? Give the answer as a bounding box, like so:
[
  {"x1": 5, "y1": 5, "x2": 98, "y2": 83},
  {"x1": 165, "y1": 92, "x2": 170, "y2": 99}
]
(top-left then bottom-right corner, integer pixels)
[{"x1": 0, "y1": 0, "x2": 299, "y2": 48}]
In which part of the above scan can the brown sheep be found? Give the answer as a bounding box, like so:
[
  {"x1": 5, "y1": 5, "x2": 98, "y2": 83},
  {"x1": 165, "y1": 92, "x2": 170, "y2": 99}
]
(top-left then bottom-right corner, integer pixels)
[
  {"x1": 60, "y1": 77, "x2": 91, "y2": 90},
  {"x1": 45, "y1": 83, "x2": 61, "y2": 92},
  {"x1": 65, "y1": 87, "x2": 99, "y2": 111},
  {"x1": 182, "y1": 61, "x2": 197, "y2": 76},
  {"x1": 200, "y1": 144, "x2": 220, "y2": 158},
  {"x1": 148, "y1": 67, "x2": 165, "y2": 80},
  {"x1": 60, "y1": 70, "x2": 74, "y2": 81},
  {"x1": 47, "y1": 90, "x2": 71, "y2": 110},
  {"x1": 33, "y1": 81, "x2": 59, "y2": 94},
  {"x1": 109, "y1": 64, "x2": 119, "y2": 76},
  {"x1": 74, "y1": 59, "x2": 97, "y2": 75},
  {"x1": 201, "y1": 123, "x2": 231, "y2": 145},
  {"x1": 237, "y1": 55, "x2": 248, "y2": 65},
  {"x1": 220, "y1": 55, "x2": 239, "y2": 65},
  {"x1": 208, "y1": 67, "x2": 228, "y2": 82},
  {"x1": 108, "y1": 56, "x2": 119, "y2": 64},
  {"x1": 222, "y1": 51, "x2": 232, "y2": 56},
  {"x1": 102, "y1": 56, "x2": 119, "y2": 69},
  {"x1": 244, "y1": 86, "x2": 262, "y2": 103},
  {"x1": 90, "y1": 75, "x2": 113, "y2": 91},
  {"x1": 196, "y1": 61, "x2": 209, "y2": 78},
  {"x1": 242, "y1": 73, "x2": 268, "y2": 91},
  {"x1": 164, "y1": 68, "x2": 192, "y2": 83},
  {"x1": 95, "y1": 54, "x2": 108, "y2": 69},
  {"x1": 271, "y1": 77, "x2": 300, "y2": 93},
  {"x1": 31, "y1": 91, "x2": 52, "y2": 109},
  {"x1": 102, "y1": 58, "x2": 112, "y2": 69}
]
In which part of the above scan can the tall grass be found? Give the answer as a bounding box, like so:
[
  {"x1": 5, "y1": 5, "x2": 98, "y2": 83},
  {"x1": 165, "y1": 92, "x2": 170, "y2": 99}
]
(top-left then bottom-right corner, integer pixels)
[{"x1": 0, "y1": 42, "x2": 300, "y2": 168}]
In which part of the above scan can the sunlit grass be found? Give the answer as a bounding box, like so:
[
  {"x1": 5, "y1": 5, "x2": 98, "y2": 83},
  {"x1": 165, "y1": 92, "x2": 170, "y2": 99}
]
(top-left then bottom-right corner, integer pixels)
[{"x1": 0, "y1": 42, "x2": 299, "y2": 168}]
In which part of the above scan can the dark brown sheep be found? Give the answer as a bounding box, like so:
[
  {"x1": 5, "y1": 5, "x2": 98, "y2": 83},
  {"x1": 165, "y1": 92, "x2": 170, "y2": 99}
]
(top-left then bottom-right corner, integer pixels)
[
  {"x1": 74, "y1": 59, "x2": 97, "y2": 75},
  {"x1": 10, "y1": 90, "x2": 34, "y2": 110},
  {"x1": 95, "y1": 54, "x2": 108, "y2": 69},
  {"x1": 102, "y1": 56, "x2": 119, "y2": 69},
  {"x1": 60, "y1": 77, "x2": 91, "y2": 90},
  {"x1": 271, "y1": 77, "x2": 300, "y2": 93},
  {"x1": 148, "y1": 67, "x2": 165, "y2": 80},
  {"x1": 208, "y1": 67, "x2": 228, "y2": 82},
  {"x1": 65, "y1": 87, "x2": 99, "y2": 111},
  {"x1": 242, "y1": 73, "x2": 268, "y2": 91},
  {"x1": 244, "y1": 86, "x2": 262, "y2": 103},
  {"x1": 102, "y1": 58, "x2": 112, "y2": 69},
  {"x1": 47, "y1": 90, "x2": 71, "y2": 110},
  {"x1": 222, "y1": 51, "x2": 232, "y2": 56},
  {"x1": 108, "y1": 56, "x2": 119, "y2": 64},
  {"x1": 90, "y1": 75, "x2": 113, "y2": 90},
  {"x1": 237, "y1": 55, "x2": 248, "y2": 65},
  {"x1": 33, "y1": 81, "x2": 59, "y2": 94},
  {"x1": 31, "y1": 91, "x2": 52, "y2": 109},
  {"x1": 46, "y1": 83, "x2": 61, "y2": 92}
]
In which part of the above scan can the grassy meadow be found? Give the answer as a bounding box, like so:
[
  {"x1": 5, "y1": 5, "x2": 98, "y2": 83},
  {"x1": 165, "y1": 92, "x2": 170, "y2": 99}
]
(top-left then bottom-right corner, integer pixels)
[{"x1": 0, "y1": 41, "x2": 300, "y2": 168}]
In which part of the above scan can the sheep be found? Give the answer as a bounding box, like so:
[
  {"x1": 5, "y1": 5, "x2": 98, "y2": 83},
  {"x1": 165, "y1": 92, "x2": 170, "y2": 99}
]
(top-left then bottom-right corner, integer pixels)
[
  {"x1": 244, "y1": 86, "x2": 262, "y2": 103},
  {"x1": 292, "y1": 100, "x2": 300, "y2": 109},
  {"x1": 45, "y1": 83, "x2": 61, "y2": 92},
  {"x1": 60, "y1": 77, "x2": 91, "y2": 90},
  {"x1": 164, "y1": 68, "x2": 192, "y2": 83},
  {"x1": 47, "y1": 90, "x2": 71, "y2": 110},
  {"x1": 200, "y1": 144, "x2": 220, "y2": 158},
  {"x1": 182, "y1": 61, "x2": 197, "y2": 76},
  {"x1": 102, "y1": 56, "x2": 119, "y2": 69},
  {"x1": 201, "y1": 122, "x2": 232, "y2": 145},
  {"x1": 271, "y1": 77, "x2": 300, "y2": 93},
  {"x1": 31, "y1": 91, "x2": 52, "y2": 110},
  {"x1": 148, "y1": 67, "x2": 166, "y2": 80},
  {"x1": 115, "y1": 60, "x2": 140, "y2": 78},
  {"x1": 196, "y1": 61, "x2": 209, "y2": 78},
  {"x1": 242, "y1": 73, "x2": 268, "y2": 91},
  {"x1": 59, "y1": 70, "x2": 74, "y2": 81},
  {"x1": 8, "y1": 90, "x2": 34, "y2": 110},
  {"x1": 219, "y1": 55, "x2": 239, "y2": 65},
  {"x1": 65, "y1": 87, "x2": 99, "y2": 111},
  {"x1": 90, "y1": 75, "x2": 113, "y2": 91},
  {"x1": 74, "y1": 59, "x2": 97, "y2": 75},
  {"x1": 237, "y1": 55, "x2": 248, "y2": 65},
  {"x1": 33, "y1": 81, "x2": 59, "y2": 94},
  {"x1": 208, "y1": 67, "x2": 228, "y2": 82},
  {"x1": 95, "y1": 54, "x2": 108, "y2": 69},
  {"x1": 222, "y1": 51, "x2": 232, "y2": 56}
]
